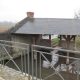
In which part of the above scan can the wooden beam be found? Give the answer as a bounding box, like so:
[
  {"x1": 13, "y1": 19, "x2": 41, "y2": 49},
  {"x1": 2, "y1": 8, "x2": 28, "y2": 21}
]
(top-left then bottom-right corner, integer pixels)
[
  {"x1": 66, "y1": 35, "x2": 70, "y2": 64},
  {"x1": 70, "y1": 35, "x2": 76, "y2": 41},
  {"x1": 59, "y1": 35, "x2": 76, "y2": 65},
  {"x1": 60, "y1": 35, "x2": 62, "y2": 40},
  {"x1": 58, "y1": 35, "x2": 62, "y2": 47},
  {"x1": 49, "y1": 35, "x2": 51, "y2": 39},
  {"x1": 49, "y1": 35, "x2": 52, "y2": 46},
  {"x1": 31, "y1": 35, "x2": 37, "y2": 59},
  {"x1": 63, "y1": 35, "x2": 67, "y2": 40}
]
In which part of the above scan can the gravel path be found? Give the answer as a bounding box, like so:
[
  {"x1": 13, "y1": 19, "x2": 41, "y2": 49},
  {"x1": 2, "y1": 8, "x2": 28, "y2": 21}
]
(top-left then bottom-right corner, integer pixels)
[{"x1": 0, "y1": 66, "x2": 28, "y2": 80}]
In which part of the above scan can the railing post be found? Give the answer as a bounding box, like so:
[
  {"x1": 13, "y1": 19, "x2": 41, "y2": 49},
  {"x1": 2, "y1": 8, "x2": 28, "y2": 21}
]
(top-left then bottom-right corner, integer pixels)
[
  {"x1": 77, "y1": 60, "x2": 80, "y2": 80},
  {"x1": 21, "y1": 49, "x2": 23, "y2": 74},
  {"x1": 36, "y1": 52, "x2": 37, "y2": 80},
  {"x1": 0, "y1": 45, "x2": 3, "y2": 66},
  {"x1": 24, "y1": 50, "x2": 27, "y2": 76},
  {"x1": 40, "y1": 52, "x2": 41, "y2": 80},
  {"x1": 27, "y1": 45, "x2": 30, "y2": 80},
  {"x1": 31, "y1": 45, "x2": 34, "y2": 80}
]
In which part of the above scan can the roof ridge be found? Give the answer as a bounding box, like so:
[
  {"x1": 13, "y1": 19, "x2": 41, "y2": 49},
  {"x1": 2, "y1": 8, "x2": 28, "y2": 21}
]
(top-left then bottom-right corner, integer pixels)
[{"x1": 10, "y1": 17, "x2": 29, "y2": 33}]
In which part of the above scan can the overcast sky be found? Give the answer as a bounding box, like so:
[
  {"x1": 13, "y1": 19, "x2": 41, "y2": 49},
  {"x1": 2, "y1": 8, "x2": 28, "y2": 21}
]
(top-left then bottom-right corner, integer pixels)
[{"x1": 0, "y1": 0, "x2": 80, "y2": 22}]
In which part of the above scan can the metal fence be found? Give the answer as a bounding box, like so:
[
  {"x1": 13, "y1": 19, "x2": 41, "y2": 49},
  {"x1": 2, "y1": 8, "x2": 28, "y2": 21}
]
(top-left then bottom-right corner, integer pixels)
[
  {"x1": 31, "y1": 45, "x2": 80, "y2": 80},
  {"x1": 0, "y1": 40, "x2": 30, "y2": 80},
  {"x1": 0, "y1": 40, "x2": 80, "y2": 80}
]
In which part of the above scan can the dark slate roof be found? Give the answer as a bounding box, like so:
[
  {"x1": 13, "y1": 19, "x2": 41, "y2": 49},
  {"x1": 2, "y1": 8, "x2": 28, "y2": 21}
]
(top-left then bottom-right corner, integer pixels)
[{"x1": 11, "y1": 18, "x2": 80, "y2": 35}]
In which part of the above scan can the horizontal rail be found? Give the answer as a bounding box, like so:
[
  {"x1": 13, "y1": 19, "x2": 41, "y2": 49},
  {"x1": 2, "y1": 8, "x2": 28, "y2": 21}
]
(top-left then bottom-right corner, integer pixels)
[
  {"x1": 0, "y1": 43, "x2": 28, "y2": 50},
  {"x1": 31, "y1": 45, "x2": 80, "y2": 80},
  {"x1": 33, "y1": 50, "x2": 80, "y2": 60},
  {"x1": 32, "y1": 45, "x2": 80, "y2": 54},
  {"x1": 0, "y1": 40, "x2": 29, "y2": 46}
]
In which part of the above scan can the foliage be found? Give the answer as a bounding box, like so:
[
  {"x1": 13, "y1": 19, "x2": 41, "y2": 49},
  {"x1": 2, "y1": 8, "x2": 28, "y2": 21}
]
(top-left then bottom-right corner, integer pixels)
[
  {"x1": 75, "y1": 36, "x2": 80, "y2": 51},
  {"x1": 52, "y1": 38, "x2": 59, "y2": 45},
  {"x1": 0, "y1": 21, "x2": 16, "y2": 27},
  {"x1": 74, "y1": 10, "x2": 80, "y2": 19}
]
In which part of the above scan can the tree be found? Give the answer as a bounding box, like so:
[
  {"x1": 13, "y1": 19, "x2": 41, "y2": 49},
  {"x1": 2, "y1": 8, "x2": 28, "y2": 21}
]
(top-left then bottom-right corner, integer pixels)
[{"x1": 74, "y1": 10, "x2": 80, "y2": 19}]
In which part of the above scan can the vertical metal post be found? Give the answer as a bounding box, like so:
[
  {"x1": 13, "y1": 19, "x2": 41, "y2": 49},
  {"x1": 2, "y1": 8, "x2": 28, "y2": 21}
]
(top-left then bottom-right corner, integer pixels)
[
  {"x1": 21, "y1": 50, "x2": 23, "y2": 74},
  {"x1": 32, "y1": 46, "x2": 34, "y2": 80},
  {"x1": 0, "y1": 45, "x2": 2, "y2": 66},
  {"x1": 36, "y1": 52, "x2": 37, "y2": 80},
  {"x1": 27, "y1": 45, "x2": 30, "y2": 80},
  {"x1": 24, "y1": 50, "x2": 26, "y2": 76},
  {"x1": 40, "y1": 52, "x2": 41, "y2": 80},
  {"x1": 77, "y1": 60, "x2": 80, "y2": 80},
  {"x1": 0, "y1": 51, "x2": 2, "y2": 66},
  {"x1": 1, "y1": 45, "x2": 4, "y2": 66},
  {"x1": 2, "y1": 50, "x2": 4, "y2": 66}
]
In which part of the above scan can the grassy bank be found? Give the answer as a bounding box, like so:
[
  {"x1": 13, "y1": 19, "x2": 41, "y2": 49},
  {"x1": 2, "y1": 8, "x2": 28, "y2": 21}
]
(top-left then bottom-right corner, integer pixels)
[
  {"x1": 75, "y1": 36, "x2": 80, "y2": 51},
  {"x1": 52, "y1": 36, "x2": 80, "y2": 58},
  {"x1": 52, "y1": 36, "x2": 80, "y2": 50},
  {"x1": 52, "y1": 38, "x2": 59, "y2": 46},
  {"x1": 75, "y1": 36, "x2": 80, "y2": 58}
]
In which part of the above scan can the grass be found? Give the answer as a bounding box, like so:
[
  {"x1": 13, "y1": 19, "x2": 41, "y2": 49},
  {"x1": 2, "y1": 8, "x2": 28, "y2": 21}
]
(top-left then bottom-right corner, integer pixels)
[
  {"x1": 75, "y1": 36, "x2": 80, "y2": 58},
  {"x1": 75, "y1": 36, "x2": 80, "y2": 51},
  {"x1": 52, "y1": 38, "x2": 59, "y2": 45},
  {"x1": 52, "y1": 36, "x2": 80, "y2": 50},
  {"x1": 52, "y1": 36, "x2": 80, "y2": 58}
]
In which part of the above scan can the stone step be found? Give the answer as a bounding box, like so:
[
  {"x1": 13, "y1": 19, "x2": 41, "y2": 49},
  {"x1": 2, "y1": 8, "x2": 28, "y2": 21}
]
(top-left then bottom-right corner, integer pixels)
[{"x1": 0, "y1": 77, "x2": 5, "y2": 80}]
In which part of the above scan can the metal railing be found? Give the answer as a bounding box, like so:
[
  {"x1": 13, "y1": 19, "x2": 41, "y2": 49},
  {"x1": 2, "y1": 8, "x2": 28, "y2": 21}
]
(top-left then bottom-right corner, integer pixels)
[
  {"x1": 0, "y1": 40, "x2": 80, "y2": 80},
  {"x1": 31, "y1": 45, "x2": 80, "y2": 80},
  {"x1": 0, "y1": 40, "x2": 30, "y2": 80}
]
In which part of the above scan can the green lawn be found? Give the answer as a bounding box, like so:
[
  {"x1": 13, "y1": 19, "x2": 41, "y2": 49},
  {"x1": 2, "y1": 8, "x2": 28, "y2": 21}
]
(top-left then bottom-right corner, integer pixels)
[
  {"x1": 52, "y1": 38, "x2": 59, "y2": 45},
  {"x1": 52, "y1": 36, "x2": 80, "y2": 58},
  {"x1": 75, "y1": 36, "x2": 80, "y2": 51},
  {"x1": 52, "y1": 36, "x2": 80, "y2": 51}
]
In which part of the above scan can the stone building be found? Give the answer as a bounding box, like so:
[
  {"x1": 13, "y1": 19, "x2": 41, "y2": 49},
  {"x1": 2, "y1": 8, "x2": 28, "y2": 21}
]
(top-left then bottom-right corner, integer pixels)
[
  {"x1": 0, "y1": 12, "x2": 80, "y2": 60},
  {"x1": 10, "y1": 12, "x2": 53, "y2": 50}
]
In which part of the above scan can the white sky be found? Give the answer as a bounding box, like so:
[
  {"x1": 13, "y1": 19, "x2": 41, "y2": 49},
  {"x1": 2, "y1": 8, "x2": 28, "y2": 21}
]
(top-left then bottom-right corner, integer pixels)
[{"x1": 0, "y1": 0, "x2": 80, "y2": 22}]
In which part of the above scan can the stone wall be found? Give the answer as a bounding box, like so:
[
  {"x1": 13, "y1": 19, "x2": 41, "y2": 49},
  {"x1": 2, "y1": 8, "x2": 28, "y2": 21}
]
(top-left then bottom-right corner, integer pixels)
[
  {"x1": 38, "y1": 39, "x2": 51, "y2": 47},
  {"x1": 11, "y1": 34, "x2": 42, "y2": 45},
  {"x1": 11, "y1": 34, "x2": 42, "y2": 54},
  {"x1": 59, "y1": 40, "x2": 76, "y2": 50},
  {"x1": 0, "y1": 32, "x2": 12, "y2": 60},
  {"x1": 0, "y1": 33, "x2": 51, "y2": 60}
]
